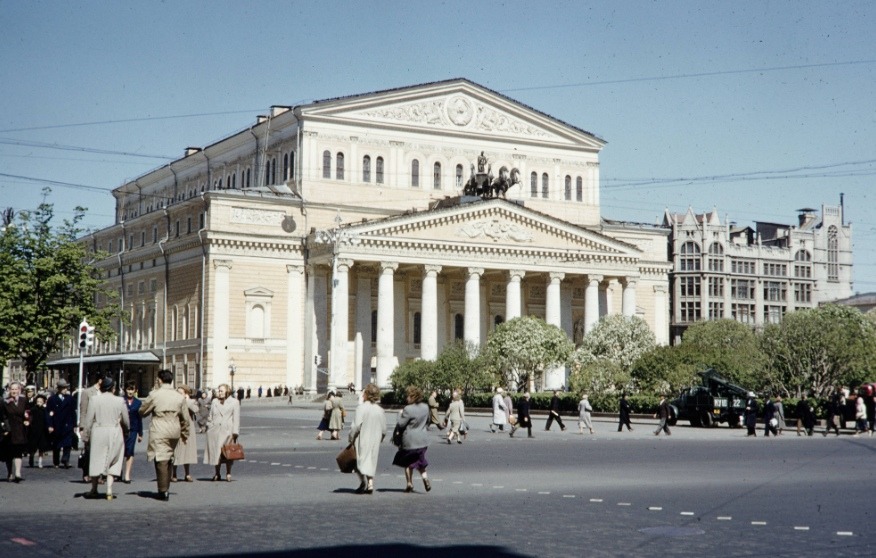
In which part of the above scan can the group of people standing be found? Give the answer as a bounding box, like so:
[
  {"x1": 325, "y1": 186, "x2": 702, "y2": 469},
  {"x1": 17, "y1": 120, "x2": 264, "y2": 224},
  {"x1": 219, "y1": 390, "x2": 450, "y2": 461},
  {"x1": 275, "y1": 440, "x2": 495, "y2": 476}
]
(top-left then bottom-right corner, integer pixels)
[{"x1": 1, "y1": 370, "x2": 241, "y2": 502}]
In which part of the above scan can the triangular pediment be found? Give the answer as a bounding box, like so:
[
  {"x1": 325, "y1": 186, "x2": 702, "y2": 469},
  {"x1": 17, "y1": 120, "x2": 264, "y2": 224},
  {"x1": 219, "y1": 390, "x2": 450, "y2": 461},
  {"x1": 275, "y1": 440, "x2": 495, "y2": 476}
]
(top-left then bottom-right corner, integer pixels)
[
  {"x1": 301, "y1": 79, "x2": 605, "y2": 150},
  {"x1": 344, "y1": 199, "x2": 640, "y2": 260}
]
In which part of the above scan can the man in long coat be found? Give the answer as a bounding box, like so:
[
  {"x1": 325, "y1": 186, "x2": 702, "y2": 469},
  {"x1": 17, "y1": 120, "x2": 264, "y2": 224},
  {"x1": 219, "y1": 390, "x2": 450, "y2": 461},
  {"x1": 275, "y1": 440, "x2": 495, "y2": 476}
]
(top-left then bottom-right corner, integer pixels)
[
  {"x1": 139, "y1": 369, "x2": 189, "y2": 501},
  {"x1": 81, "y1": 377, "x2": 129, "y2": 499},
  {"x1": 47, "y1": 379, "x2": 76, "y2": 468}
]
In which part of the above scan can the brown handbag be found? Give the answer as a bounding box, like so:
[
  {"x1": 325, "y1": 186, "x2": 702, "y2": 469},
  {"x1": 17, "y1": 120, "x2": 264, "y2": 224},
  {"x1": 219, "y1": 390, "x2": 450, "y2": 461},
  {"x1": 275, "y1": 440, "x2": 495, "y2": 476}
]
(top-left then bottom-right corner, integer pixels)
[
  {"x1": 221, "y1": 439, "x2": 245, "y2": 462},
  {"x1": 336, "y1": 442, "x2": 357, "y2": 473}
]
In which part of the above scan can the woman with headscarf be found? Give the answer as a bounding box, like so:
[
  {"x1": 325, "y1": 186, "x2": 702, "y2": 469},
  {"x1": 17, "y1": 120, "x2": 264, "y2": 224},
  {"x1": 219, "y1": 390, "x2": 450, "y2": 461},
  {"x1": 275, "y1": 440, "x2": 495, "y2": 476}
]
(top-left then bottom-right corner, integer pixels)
[
  {"x1": 203, "y1": 383, "x2": 240, "y2": 481},
  {"x1": 81, "y1": 378, "x2": 129, "y2": 499},
  {"x1": 328, "y1": 390, "x2": 345, "y2": 440},
  {"x1": 392, "y1": 386, "x2": 431, "y2": 493},
  {"x1": 2, "y1": 381, "x2": 29, "y2": 482},
  {"x1": 578, "y1": 393, "x2": 594, "y2": 435},
  {"x1": 172, "y1": 384, "x2": 199, "y2": 482},
  {"x1": 316, "y1": 390, "x2": 334, "y2": 441},
  {"x1": 349, "y1": 383, "x2": 386, "y2": 494}
]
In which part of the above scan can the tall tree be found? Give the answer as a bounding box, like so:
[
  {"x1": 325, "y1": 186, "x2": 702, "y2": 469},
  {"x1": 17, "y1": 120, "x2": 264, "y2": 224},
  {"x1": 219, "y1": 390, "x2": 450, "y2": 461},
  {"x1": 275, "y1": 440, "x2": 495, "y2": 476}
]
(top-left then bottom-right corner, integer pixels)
[
  {"x1": 630, "y1": 343, "x2": 699, "y2": 395},
  {"x1": 0, "y1": 193, "x2": 120, "y2": 377},
  {"x1": 570, "y1": 314, "x2": 656, "y2": 372},
  {"x1": 679, "y1": 319, "x2": 766, "y2": 389},
  {"x1": 761, "y1": 305, "x2": 876, "y2": 397},
  {"x1": 484, "y1": 316, "x2": 574, "y2": 391}
]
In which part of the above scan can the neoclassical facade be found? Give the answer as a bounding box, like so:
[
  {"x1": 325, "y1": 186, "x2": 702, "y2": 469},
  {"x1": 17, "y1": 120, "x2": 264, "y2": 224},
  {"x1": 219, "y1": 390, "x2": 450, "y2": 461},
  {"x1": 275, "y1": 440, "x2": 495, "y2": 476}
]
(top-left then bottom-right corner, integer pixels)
[{"x1": 43, "y1": 79, "x2": 671, "y2": 392}]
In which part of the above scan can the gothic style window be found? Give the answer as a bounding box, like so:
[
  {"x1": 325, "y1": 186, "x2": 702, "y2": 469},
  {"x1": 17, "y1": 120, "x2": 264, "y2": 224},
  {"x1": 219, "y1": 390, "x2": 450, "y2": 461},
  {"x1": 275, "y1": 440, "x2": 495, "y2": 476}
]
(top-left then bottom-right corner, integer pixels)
[
  {"x1": 456, "y1": 164, "x2": 464, "y2": 188},
  {"x1": 322, "y1": 150, "x2": 331, "y2": 179},
  {"x1": 376, "y1": 157, "x2": 384, "y2": 184},
  {"x1": 433, "y1": 162, "x2": 441, "y2": 190},
  {"x1": 828, "y1": 225, "x2": 838, "y2": 281},
  {"x1": 794, "y1": 249, "x2": 812, "y2": 278},
  {"x1": 411, "y1": 159, "x2": 420, "y2": 187},
  {"x1": 576, "y1": 177, "x2": 583, "y2": 202},
  {"x1": 541, "y1": 173, "x2": 549, "y2": 198},
  {"x1": 564, "y1": 175, "x2": 572, "y2": 200},
  {"x1": 530, "y1": 172, "x2": 538, "y2": 197},
  {"x1": 708, "y1": 242, "x2": 724, "y2": 272},
  {"x1": 679, "y1": 241, "x2": 701, "y2": 271},
  {"x1": 362, "y1": 155, "x2": 371, "y2": 182},
  {"x1": 336, "y1": 152, "x2": 345, "y2": 180}
]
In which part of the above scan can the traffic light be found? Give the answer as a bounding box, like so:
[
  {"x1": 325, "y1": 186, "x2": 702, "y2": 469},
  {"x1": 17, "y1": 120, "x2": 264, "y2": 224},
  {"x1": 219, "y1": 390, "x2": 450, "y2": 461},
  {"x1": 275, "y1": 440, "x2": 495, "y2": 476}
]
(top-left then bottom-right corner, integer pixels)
[
  {"x1": 78, "y1": 321, "x2": 89, "y2": 349},
  {"x1": 314, "y1": 354, "x2": 322, "y2": 366},
  {"x1": 85, "y1": 325, "x2": 95, "y2": 347}
]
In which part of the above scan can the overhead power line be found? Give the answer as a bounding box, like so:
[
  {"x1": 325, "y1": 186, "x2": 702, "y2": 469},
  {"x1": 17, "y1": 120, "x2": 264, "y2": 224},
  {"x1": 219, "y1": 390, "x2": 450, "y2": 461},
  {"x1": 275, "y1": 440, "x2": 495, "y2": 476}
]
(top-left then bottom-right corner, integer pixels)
[{"x1": 0, "y1": 138, "x2": 174, "y2": 160}]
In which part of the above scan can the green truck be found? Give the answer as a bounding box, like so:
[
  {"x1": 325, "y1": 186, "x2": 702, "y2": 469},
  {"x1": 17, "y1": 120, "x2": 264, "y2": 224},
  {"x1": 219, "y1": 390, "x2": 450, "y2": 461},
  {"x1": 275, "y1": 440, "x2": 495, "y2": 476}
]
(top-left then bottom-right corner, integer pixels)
[{"x1": 669, "y1": 369, "x2": 750, "y2": 428}]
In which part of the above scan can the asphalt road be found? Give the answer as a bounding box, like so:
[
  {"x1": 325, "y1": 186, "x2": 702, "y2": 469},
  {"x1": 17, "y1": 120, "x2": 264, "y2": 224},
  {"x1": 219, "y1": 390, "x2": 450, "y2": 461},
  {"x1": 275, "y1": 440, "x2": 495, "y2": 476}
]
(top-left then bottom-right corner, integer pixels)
[{"x1": 1, "y1": 400, "x2": 874, "y2": 558}]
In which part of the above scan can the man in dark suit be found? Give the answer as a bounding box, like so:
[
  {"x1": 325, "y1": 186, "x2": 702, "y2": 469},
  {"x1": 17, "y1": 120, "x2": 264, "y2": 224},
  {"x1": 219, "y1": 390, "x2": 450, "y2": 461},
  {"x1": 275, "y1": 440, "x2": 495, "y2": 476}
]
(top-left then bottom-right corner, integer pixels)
[
  {"x1": 544, "y1": 391, "x2": 566, "y2": 431},
  {"x1": 654, "y1": 395, "x2": 672, "y2": 436},
  {"x1": 618, "y1": 393, "x2": 633, "y2": 432},
  {"x1": 512, "y1": 392, "x2": 534, "y2": 438},
  {"x1": 47, "y1": 379, "x2": 76, "y2": 468},
  {"x1": 744, "y1": 392, "x2": 759, "y2": 437}
]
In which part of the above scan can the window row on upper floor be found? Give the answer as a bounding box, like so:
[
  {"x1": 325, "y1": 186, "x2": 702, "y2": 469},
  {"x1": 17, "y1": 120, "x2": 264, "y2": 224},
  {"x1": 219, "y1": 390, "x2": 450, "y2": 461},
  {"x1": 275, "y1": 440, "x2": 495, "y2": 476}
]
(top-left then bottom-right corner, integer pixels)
[{"x1": 320, "y1": 150, "x2": 592, "y2": 202}]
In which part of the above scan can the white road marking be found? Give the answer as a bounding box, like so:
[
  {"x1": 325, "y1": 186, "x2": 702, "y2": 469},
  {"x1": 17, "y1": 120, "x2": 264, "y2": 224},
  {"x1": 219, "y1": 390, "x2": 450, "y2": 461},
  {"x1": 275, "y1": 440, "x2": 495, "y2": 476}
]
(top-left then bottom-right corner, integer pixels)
[
  {"x1": 453, "y1": 481, "x2": 463, "y2": 484},
  {"x1": 306, "y1": 466, "x2": 316, "y2": 470},
  {"x1": 590, "y1": 498, "x2": 603, "y2": 502},
  {"x1": 717, "y1": 516, "x2": 732, "y2": 521},
  {"x1": 472, "y1": 483, "x2": 483, "y2": 486},
  {"x1": 837, "y1": 531, "x2": 854, "y2": 536},
  {"x1": 793, "y1": 526, "x2": 809, "y2": 531},
  {"x1": 751, "y1": 521, "x2": 767, "y2": 526},
  {"x1": 680, "y1": 512, "x2": 694, "y2": 516},
  {"x1": 562, "y1": 495, "x2": 575, "y2": 498},
  {"x1": 492, "y1": 486, "x2": 504, "y2": 489},
  {"x1": 538, "y1": 491, "x2": 551, "y2": 495},
  {"x1": 515, "y1": 488, "x2": 527, "y2": 492},
  {"x1": 270, "y1": 463, "x2": 281, "y2": 466},
  {"x1": 648, "y1": 507, "x2": 662, "y2": 511},
  {"x1": 617, "y1": 502, "x2": 631, "y2": 506},
  {"x1": 282, "y1": 464, "x2": 291, "y2": 467}
]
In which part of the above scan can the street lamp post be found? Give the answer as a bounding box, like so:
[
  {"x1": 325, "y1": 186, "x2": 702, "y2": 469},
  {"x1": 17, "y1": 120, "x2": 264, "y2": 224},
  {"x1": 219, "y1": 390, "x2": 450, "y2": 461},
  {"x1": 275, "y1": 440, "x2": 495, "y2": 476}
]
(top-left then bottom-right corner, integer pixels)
[
  {"x1": 314, "y1": 212, "x2": 360, "y2": 388},
  {"x1": 229, "y1": 360, "x2": 236, "y2": 394}
]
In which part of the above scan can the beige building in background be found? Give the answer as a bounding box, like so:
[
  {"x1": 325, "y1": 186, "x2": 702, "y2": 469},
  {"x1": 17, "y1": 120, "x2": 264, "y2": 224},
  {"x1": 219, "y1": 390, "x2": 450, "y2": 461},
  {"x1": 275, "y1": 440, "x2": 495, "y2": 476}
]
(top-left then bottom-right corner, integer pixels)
[{"x1": 41, "y1": 79, "x2": 671, "y2": 393}]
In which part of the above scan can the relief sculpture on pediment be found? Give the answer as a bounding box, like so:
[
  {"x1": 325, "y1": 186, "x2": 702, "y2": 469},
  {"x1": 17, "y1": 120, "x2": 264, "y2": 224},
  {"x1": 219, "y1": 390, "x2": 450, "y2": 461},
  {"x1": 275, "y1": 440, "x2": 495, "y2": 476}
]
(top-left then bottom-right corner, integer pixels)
[{"x1": 457, "y1": 218, "x2": 534, "y2": 243}]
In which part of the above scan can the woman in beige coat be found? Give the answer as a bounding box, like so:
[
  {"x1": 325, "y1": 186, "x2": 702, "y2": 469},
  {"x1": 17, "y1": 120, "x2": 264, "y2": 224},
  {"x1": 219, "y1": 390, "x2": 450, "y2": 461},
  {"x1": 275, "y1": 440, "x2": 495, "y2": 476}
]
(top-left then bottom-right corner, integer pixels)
[
  {"x1": 81, "y1": 378, "x2": 129, "y2": 500},
  {"x1": 172, "y1": 385, "x2": 199, "y2": 482},
  {"x1": 349, "y1": 384, "x2": 386, "y2": 494},
  {"x1": 328, "y1": 392, "x2": 345, "y2": 440},
  {"x1": 444, "y1": 392, "x2": 465, "y2": 444},
  {"x1": 203, "y1": 384, "x2": 240, "y2": 481}
]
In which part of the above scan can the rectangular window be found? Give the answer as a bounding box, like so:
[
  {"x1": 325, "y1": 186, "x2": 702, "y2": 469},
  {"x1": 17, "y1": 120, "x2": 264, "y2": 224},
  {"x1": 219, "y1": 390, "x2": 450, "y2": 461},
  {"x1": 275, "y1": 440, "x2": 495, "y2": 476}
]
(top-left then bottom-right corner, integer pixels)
[
  {"x1": 679, "y1": 276, "x2": 700, "y2": 297},
  {"x1": 680, "y1": 301, "x2": 701, "y2": 322},
  {"x1": 187, "y1": 216, "x2": 192, "y2": 234},
  {"x1": 175, "y1": 221, "x2": 180, "y2": 237},
  {"x1": 152, "y1": 226, "x2": 158, "y2": 243},
  {"x1": 732, "y1": 303, "x2": 755, "y2": 325},
  {"x1": 708, "y1": 277, "x2": 723, "y2": 297},
  {"x1": 731, "y1": 279, "x2": 755, "y2": 300},
  {"x1": 763, "y1": 281, "x2": 786, "y2": 302},
  {"x1": 708, "y1": 302, "x2": 724, "y2": 319},
  {"x1": 794, "y1": 283, "x2": 812, "y2": 303}
]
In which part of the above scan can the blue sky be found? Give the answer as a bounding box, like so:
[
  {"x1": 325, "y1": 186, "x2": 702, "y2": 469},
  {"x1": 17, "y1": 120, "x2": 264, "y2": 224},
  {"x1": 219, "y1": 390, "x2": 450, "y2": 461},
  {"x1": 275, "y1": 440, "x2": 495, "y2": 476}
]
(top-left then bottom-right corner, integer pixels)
[{"x1": 1, "y1": 1, "x2": 874, "y2": 290}]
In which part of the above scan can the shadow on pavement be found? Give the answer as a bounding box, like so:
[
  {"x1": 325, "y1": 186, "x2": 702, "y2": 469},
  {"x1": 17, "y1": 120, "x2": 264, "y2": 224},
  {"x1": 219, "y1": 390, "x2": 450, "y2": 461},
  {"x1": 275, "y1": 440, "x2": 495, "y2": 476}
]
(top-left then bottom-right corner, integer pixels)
[{"x1": 167, "y1": 544, "x2": 531, "y2": 558}]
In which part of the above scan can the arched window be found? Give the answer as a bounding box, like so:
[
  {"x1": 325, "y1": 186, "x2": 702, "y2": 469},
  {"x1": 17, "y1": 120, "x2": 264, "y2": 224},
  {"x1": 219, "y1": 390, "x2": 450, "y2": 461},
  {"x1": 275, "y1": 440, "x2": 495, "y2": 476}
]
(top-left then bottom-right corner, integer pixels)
[
  {"x1": 376, "y1": 157, "x2": 384, "y2": 184},
  {"x1": 541, "y1": 173, "x2": 549, "y2": 198},
  {"x1": 322, "y1": 150, "x2": 331, "y2": 179},
  {"x1": 232, "y1": 172, "x2": 236, "y2": 189},
  {"x1": 530, "y1": 172, "x2": 538, "y2": 197},
  {"x1": 362, "y1": 155, "x2": 371, "y2": 182},
  {"x1": 576, "y1": 177, "x2": 583, "y2": 201},
  {"x1": 433, "y1": 162, "x2": 441, "y2": 190},
  {"x1": 249, "y1": 304, "x2": 265, "y2": 338},
  {"x1": 828, "y1": 225, "x2": 838, "y2": 281},
  {"x1": 679, "y1": 241, "x2": 702, "y2": 271},
  {"x1": 283, "y1": 153, "x2": 289, "y2": 181},
  {"x1": 289, "y1": 152, "x2": 295, "y2": 180},
  {"x1": 336, "y1": 152, "x2": 344, "y2": 180},
  {"x1": 245, "y1": 168, "x2": 251, "y2": 188},
  {"x1": 454, "y1": 313, "x2": 464, "y2": 340},
  {"x1": 456, "y1": 164, "x2": 464, "y2": 188},
  {"x1": 708, "y1": 242, "x2": 724, "y2": 272},
  {"x1": 413, "y1": 312, "x2": 422, "y2": 345},
  {"x1": 564, "y1": 175, "x2": 572, "y2": 200},
  {"x1": 411, "y1": 159, "x2": 420, "y2": 187}
]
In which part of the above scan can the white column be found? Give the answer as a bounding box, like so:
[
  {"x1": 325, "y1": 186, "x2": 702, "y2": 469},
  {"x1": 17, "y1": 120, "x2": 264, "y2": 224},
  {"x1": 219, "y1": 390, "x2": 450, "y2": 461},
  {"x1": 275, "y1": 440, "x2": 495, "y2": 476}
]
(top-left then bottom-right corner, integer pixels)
[
  {"x1": 584, "y1": 274, "x2": 603, "y2": 334},
  {"x1": 211, "y1": 260, "x2": 232, "y2": 387},
  {"x1": 375, "y1": 262, "x2": 398, "y2": 388},
  {"x1": 355, "y1": 273, "x2": 373, "y2": 387},
  {"x1": 421, "y1": 265, "x2": 442, "y2": 361},
  {"x1": 544, "y1": 272, "x2": 565, "y2": 391},
  {"x1": 622, "y1": 277, "x2": 638, "y2": 317},
  {"x1": 506, "y1": 270, "x2": 525, "y2": 320},
  {"x1": 286, "y1": 265, "x2": 305, "y2": 390},
  {"x1": 545, "y1": 272, "x2": 564, "y2": 327},
  {"x1": 329, "y1": 258, "x2": 352, "y2": 388},
  {"x1": 654, "y1": 284, "x2": 669, "y2": 345},
  {"x1": 464, "y1": 267, "x2": 484, "y2": 347}
]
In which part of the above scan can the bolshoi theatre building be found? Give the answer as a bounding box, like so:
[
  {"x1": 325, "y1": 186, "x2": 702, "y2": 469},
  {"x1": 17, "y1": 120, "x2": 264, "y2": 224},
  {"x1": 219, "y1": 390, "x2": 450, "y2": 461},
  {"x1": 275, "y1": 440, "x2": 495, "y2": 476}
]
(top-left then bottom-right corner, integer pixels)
[{"x1": 45, "y1": 79, "x2": 671, "y2": 393}]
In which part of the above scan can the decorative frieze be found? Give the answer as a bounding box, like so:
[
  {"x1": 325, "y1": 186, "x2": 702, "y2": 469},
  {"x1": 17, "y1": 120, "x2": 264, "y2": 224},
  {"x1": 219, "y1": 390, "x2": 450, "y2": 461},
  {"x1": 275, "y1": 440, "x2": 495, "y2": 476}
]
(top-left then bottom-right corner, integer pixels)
[
  {"x1": 457, "y1": 219, "x2": 534, "y2": 243},
  {"x1": 231, "y1": 207, "x2": 284, "y2": 226}
]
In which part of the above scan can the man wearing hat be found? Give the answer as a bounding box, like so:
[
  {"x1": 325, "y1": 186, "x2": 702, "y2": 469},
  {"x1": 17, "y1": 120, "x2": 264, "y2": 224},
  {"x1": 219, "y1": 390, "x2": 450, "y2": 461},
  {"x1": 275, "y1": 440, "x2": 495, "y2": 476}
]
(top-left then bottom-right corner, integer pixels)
[
  {"x1": 81, "y1": 377, "x2": 129, "y2": 499},
  {"x1": 47, "y1": 379, "x2": 77, "y2": 468},
  {"x1": 139, "y1": 369, "x2": 190, "y2": 501}
]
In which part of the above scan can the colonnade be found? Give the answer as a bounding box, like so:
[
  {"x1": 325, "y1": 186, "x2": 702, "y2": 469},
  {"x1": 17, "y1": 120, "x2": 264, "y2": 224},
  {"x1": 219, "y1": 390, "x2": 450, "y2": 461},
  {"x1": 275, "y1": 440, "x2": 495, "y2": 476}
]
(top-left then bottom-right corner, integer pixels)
[{"x1": 322, "y1": 261, "x2": 640, "y2": 390}]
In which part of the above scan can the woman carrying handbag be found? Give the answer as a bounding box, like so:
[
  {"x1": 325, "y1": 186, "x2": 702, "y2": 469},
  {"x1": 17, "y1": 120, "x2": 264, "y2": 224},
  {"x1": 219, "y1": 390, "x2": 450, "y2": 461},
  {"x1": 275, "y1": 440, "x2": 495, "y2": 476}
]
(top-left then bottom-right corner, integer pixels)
[{"x1": 203, "y1": 384, "x2": 240, "y2": 482}]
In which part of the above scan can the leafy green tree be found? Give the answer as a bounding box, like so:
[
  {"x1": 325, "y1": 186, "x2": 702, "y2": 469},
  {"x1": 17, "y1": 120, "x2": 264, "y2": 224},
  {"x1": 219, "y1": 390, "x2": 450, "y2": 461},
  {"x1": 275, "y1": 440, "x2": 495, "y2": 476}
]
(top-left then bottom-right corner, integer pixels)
[
  {"x1": 484, "y1": 316, "x2": 574, "y2": 391},
  {"x1": 568, "y1": 357, "x2": 629, "y2": 396},
  {"x1": 679, "y1": 319, "x2": 766, "y2": 389},
  {"x1": 630, "y1": 343, "x2": 699, "y2": 395},
  {"x1": 0, "y1": 194, "x2": 120, "y2": 378},
  {"x1": 389, "y1": 359, "x2": 437, "y2": 399},
  {"x1": 389, "y1": 340, "x2": 494, "y2": 399},
  {"x1": 761, "y1": 305, "x2": 876, "y2": 397}
]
